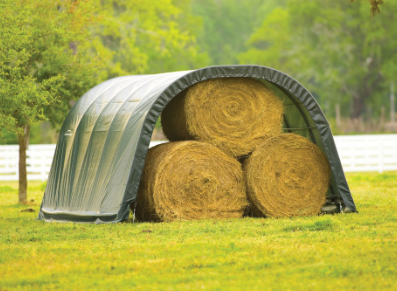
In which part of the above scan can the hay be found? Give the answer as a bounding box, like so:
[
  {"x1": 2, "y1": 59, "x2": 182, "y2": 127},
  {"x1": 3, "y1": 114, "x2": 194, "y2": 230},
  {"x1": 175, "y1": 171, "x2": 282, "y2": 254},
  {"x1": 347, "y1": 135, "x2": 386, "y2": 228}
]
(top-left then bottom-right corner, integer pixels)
[
  {"x1": 161, "y1": 78, "x2": 284, "y2": 157},
  {"x1": 134, "y1": 141, "x2": 248, "y2": 221},
  {"x1": 244, "y1": 133, "x2": 331, "y2": 217}
]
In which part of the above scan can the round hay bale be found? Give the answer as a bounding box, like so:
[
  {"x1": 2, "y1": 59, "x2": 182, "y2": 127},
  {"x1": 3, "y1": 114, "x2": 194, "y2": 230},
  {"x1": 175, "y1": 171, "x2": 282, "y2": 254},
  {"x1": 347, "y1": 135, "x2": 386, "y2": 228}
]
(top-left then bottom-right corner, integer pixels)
[
  {"x1": 135, "y1": 141, "x2": 248, "y2": 221},
  {"x1": 244, "y1": 133, "x2": 331, "y2": 217},
  {"x1": 161, "y1": 77, "x2": 284, "y2": 157}
]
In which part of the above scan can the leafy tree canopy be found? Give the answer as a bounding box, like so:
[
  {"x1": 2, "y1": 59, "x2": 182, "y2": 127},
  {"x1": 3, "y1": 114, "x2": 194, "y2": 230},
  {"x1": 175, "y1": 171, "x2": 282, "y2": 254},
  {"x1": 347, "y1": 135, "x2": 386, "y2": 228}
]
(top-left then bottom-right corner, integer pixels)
[
  {"x1": 240, "y1": 0, "x2": 397, "y2": 119},
  {"x1": 192, "y1": 0, "x2": 286, "y2": 65},
  {"x1": 93, "y1": 0, "x2": 209, "y2": 77},
  {"x1": 0, "y1": 0, "x2": 109, "y2": 134}
]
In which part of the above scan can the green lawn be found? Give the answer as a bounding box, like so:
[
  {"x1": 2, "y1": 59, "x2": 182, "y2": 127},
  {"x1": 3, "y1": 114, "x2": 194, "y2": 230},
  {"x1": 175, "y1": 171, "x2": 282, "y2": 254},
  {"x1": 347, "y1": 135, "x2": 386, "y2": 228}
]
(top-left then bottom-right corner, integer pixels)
[{"x1": 1, "y1": 172, "x2": 396, "y2": 291}]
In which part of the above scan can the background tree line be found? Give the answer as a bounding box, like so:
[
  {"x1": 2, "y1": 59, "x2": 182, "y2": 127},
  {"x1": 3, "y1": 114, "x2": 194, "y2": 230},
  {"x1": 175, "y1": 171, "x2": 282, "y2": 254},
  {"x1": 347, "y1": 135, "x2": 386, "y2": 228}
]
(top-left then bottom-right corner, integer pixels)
[
  {"x1": 1, "y1": 0, "x2": 396, "y2": 201},
  {"x1": 2, "y1": 0, "x2": 396, "y2": 143}
]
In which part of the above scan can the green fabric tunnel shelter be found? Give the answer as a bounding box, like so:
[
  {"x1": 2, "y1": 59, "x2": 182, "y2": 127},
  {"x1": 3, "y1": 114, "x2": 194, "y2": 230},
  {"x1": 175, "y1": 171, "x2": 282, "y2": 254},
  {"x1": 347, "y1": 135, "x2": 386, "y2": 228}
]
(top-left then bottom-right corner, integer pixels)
[{"x1": 38, "y1": 65, "x2": 357, "y2": 223}]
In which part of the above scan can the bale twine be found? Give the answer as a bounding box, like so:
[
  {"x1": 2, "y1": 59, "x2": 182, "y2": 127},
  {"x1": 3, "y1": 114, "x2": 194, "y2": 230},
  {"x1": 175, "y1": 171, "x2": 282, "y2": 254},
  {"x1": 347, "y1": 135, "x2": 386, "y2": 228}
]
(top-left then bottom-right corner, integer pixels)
[
  {"x1": 161, "y1": 77, "x2": 284, "y2": 157},
  {"x1": 135, "y1": 141, "x2": 248, "y2": 222},
  {"x1": 244, "y1": 133, "x2": 331, "y2": 217}
]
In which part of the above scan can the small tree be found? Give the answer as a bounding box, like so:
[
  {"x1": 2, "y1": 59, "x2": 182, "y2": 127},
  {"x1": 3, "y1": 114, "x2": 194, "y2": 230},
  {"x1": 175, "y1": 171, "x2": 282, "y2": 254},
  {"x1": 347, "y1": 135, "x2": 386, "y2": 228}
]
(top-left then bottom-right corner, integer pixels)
[{"x1": 0, "y1": 0, "x2": 108, "y2": 203}]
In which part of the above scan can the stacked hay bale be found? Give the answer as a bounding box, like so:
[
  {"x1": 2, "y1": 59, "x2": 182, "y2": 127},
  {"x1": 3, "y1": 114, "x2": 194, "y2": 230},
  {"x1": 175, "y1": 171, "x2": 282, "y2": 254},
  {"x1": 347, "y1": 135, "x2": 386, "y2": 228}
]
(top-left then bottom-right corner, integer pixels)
[
  {"x1": 135, "y1": 141, "x2": 247, "y2": 222},
  {"x1": 161, "y1": 78, "x2": 284, "y2": 157},
  {"x1": 135, "y1": 77, "x2": 330, "y2": 221},
  {"x1": 243, "y1": 134, "x2": 330, "y2": 217}
]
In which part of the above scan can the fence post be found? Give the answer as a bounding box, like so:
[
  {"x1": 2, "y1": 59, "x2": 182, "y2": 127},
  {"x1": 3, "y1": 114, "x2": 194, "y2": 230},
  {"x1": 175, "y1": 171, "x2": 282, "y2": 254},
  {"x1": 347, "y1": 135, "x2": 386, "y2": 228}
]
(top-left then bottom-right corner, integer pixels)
[
  {"x1": 41, "y1": 150, "x2": 46, "y2": 181},
  {"x1": 15, "y1": 146, "x2": 19, "y2": 181},
  {"x1": 378, "y1": 139, "x2": 383, "y2": 173}
]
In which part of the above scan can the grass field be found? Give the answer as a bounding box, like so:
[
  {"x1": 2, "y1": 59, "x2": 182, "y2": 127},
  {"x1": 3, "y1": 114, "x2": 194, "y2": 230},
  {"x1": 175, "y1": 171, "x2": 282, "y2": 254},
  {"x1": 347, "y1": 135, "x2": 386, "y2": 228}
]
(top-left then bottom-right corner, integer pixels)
[{"x1": 1, "y1": 172, "x2": 396, "y2": 291}]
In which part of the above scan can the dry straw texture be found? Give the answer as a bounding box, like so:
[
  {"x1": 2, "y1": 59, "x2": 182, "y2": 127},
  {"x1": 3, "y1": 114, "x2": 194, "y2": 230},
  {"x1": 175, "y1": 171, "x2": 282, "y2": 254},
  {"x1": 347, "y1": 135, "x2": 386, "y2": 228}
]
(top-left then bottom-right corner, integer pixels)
[
  {"x1": 244, "y1": 133, "x2": 331, "y2": 217},
  {"x1": 135, "y1": 141, "x2": 247, "y2": 222},
  {"x1": 161, "y1": 77, "x2": 284, "y2": 157}
]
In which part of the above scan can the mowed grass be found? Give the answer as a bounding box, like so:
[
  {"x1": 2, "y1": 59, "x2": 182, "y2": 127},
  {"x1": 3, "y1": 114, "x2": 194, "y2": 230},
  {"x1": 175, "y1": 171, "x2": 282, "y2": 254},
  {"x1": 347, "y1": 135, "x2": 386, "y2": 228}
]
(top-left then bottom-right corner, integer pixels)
[{"x1": 0, "y1": 173, "x2": 396, "y2": 291}]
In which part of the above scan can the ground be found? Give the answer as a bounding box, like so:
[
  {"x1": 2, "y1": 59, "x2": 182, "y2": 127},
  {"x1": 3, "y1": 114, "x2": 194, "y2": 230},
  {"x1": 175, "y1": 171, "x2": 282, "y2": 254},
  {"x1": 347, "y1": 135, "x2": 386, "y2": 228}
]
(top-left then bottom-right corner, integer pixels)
[{"x1": 0, "y1": 172, "x2": 396, "y2": 291}]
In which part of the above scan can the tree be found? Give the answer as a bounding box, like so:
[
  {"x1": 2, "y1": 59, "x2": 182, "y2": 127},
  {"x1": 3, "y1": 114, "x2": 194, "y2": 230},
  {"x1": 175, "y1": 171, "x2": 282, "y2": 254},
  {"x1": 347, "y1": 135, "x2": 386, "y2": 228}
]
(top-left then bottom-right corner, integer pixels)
[
  {"x1": 92, "y1": 0, "x2": 208, "y2": 77},
  {"x1": 191, "y1": 0, "x2": 286, "y2": 65},
  {"x1": 0, "y1": 0, "x2": 109, "y2": 203},
  {"x1": 238, "y1": 7, "x2": 309, "y2": 76},
  {"x1": 239, "y1": 0, "x2": 397, "y2": 120}
]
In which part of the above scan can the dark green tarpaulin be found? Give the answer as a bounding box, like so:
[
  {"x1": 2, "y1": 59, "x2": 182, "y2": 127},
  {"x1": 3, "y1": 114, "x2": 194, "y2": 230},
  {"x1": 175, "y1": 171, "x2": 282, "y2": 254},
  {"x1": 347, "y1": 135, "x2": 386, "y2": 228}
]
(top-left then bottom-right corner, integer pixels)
[{"x1": 38, "y1": 65, "x2": 356, "y2": 223}]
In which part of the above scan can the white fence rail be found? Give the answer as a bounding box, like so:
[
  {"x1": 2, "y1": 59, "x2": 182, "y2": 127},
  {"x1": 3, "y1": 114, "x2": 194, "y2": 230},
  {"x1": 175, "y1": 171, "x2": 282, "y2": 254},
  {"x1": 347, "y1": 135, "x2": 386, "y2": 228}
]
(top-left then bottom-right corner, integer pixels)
[
  {"x1": 0, "y1": 144, "x2": 55, "y2": 181},
  {"x1": 334, "y1": 134, "x2": 397, "y2": 173},
  {"x1": 0, "y1": 141, "x2": 166, "y2": 181},
  {"x1": 0, "y1": 136, "x2": 396, "y2": 181}
]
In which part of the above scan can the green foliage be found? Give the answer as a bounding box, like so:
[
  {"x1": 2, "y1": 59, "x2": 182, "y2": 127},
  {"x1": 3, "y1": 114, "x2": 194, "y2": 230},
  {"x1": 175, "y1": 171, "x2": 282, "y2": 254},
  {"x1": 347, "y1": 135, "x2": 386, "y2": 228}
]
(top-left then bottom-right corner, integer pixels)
[
  {"x1": 238, "y1": 7, "x2": 307, "y2": 74},
  {"x1": 240, "y1": 0, "x2": 397, "y2": 119},
  {"x1": 192, "y1": 0, "x2": 286, "y2": 65},
  {"x1": 1, "y1": 172, "x2": 397, "y2": 290},
  {"x1": 1, "y1": 122, "x2": 58, "y2": 145},
  {"x1": 0, "y1": 128, "x2": 18, "y2": 145},
  {"x1": 155, "y1": 117, "x2": 162, "y2": 129},
  {"x1": 0, "y1": 0, "x2": 109, "y2": 134},
  {"x1": 93, "y1": 0, "x2": 208, "y2": 77},
  {"x1": 28, "y1": 122, "x2": 58, "y2": 144}
]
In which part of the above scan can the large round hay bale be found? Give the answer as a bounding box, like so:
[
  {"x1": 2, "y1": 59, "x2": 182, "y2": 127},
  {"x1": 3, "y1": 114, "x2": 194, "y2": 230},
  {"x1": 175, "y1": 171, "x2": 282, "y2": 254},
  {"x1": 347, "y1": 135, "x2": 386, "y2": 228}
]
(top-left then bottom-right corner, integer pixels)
[
  {"x1": 244, "y1": 133, "x2": 331, "y2": 217},
  {"x1": 161, "y1": 78, "x2": 284, "y2": 157},
  {"x1": 135, "y1": 141, "x2": 248, "y2": 221}
]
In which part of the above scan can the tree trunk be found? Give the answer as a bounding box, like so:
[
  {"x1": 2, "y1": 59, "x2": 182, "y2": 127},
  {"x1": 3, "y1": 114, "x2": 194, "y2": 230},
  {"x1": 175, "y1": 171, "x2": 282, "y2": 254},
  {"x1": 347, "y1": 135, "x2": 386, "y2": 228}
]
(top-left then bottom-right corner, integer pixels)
[
  {"x1": 350, "y1": 96, "x2": 366, "y2": 119},
  {"x1": 17, "y1": 125, "x2": 30, "y2": 204},
  {"x1": 335, "y1": 103, "x2": 341, "y2": 129},
  {"x1": 391, "y1": 81, "x2": 395, "y2": 123},
  {"x1": 380, "y1": 106, "x2": 385, "y2": 131}
]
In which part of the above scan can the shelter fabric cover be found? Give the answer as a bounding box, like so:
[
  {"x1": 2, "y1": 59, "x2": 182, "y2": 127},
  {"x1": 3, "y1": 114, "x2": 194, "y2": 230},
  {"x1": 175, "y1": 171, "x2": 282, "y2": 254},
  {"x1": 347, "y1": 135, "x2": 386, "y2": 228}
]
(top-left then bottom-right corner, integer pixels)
[{"x1": 38, "y1": 65, "x2": 356, "y2": 223}]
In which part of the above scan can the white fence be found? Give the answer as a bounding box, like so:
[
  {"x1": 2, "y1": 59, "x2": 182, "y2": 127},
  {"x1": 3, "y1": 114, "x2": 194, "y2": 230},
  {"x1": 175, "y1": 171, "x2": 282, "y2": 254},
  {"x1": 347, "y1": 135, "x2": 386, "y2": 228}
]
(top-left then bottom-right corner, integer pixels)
[
  {"x1": 0, "y1": 141, "x2": 166, "y2": 181},
  {"x1": 0, "y1": 144, "x2": 55, "y2": 181},
  {"x1": 333, "y1": 134, "x2": 397, "y2": 173},
  {"x1": 0, "y1": 136, "x2": 396, "y2": 181}
]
